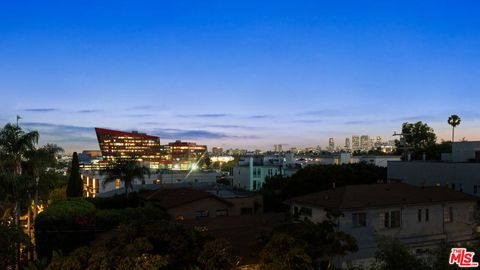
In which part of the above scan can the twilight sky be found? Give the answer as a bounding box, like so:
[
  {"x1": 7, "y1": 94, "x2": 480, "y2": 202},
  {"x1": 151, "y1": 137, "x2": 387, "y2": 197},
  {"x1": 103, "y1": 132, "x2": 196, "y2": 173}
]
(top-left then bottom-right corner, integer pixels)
[{"x1": 1, "y1": 1, "x2": 480, "y2": 153}]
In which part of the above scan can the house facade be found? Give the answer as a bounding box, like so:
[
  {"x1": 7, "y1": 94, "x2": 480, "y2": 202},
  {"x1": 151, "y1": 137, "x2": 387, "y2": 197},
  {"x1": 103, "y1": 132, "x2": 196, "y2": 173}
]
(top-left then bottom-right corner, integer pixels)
[
  {"x1": 140, "y1": 188, "x2": 263, "y2": 220},
  {"x1": 285, "y1": 183, "x2": 479, "y2": 268}
]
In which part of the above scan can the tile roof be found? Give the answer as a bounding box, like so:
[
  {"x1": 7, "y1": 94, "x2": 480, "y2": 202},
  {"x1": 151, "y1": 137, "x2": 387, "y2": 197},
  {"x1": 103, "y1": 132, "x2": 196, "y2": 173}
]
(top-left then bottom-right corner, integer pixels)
[
  {"x1": 285, "y1": 183, "x2": 478, "y2": 210},
  {"x1": 139, "y1": 188, "x2": 233, "y2": 209}
]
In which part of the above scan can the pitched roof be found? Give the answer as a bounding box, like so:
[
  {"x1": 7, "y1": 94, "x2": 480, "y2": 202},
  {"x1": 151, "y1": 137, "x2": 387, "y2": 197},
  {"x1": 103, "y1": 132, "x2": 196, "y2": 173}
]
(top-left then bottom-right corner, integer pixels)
[
  {"x1": 285, "y1": 183, "x2": 478, "y2": 210},
  {"x1": 139, "y1": 188, "x2": 233, "y2": 209}
]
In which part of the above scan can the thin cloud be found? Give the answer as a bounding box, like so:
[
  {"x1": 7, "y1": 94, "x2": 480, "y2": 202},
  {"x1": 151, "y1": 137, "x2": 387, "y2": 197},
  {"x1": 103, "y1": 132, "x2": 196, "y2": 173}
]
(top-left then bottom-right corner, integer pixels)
[
  {"x1": 20, "y1": 122, "x2": 96, "y2": 143},
  {"x1": 23, "y1": 108, "x2": 59, "y2": 112},
  {"x1": 246, "y1": 115, "x2": 270, "y2": 119},
  {"x1": 204, "y1": 124, "x2": 260, "y2": 130},
  {"x1": 77, "y1": 109, "x2": 101, "y2": 113},
  {"x1": 344, "y1": 120, "x2": 370, "y2": 125},
  {"x1": 177, "y1": 114, "x2": 230, "y2": 118},
  {"x1": 150, "y1": 128, "x2": 259, "y2": 140},
  {"x1": 296, "y1": 109, "x2": 341, "y2": 117},
  {"x1": 121, "y1": 113, "x2": 154, "y2": 118},
  {"x1": 294, "y1": 119, "x2": 324, "y2": 124},
  {"x1": 390, "y1": 115, "x2": 443, "y2": 123},
  {"x1": 125, "y1": 105, "x2": 166, "y2": 111}
]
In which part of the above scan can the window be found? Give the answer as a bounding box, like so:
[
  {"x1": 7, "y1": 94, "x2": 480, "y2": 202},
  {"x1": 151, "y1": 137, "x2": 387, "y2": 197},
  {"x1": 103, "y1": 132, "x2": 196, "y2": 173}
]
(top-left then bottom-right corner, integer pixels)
[
  {"x1": 425, "y1": 208, "x2": 429, "y2": 222},
  {"x1": 241, "y1": 207, "x2": 253, "y2": 215},
  {"x1": 176, "y1": 215, "x2": 184, "y2": 221},
  {"x1": 391, "y1": 211, "x2": 401, "y2": 227},
  {"x1": 300, "y1": 207, "x2": 312, "y2": 217},
  {"x1": 195, "y1": 210, "x2": 209, "y2": 218},
  {"x1": 352, "y1": 213, "x2": 367, "y2": 227},
  {"x1": 418, "y1": 209, "x2": 422, "y2": 222},
  {"x1": 216, "y1": 209, "x2": 229, "y2": 217},
  {"x1": 383, "y1": 211, "x2": 401, "y2": 228},
  {"x1": 115, "y1": 179, "x2": 121, "y2": 189},
  {"x1": 444, "y1": 206, "x2": 453, "y2": 223}
]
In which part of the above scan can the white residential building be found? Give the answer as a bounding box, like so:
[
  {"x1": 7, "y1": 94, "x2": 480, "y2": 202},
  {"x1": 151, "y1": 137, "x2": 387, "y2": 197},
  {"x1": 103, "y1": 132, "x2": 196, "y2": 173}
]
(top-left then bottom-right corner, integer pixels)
[
  {"x1": 81, "y1": 170, "x2": 221, "y2": 197},
  {"x1": 285, "y1": 183, "x2": 479, "y2": 268}
]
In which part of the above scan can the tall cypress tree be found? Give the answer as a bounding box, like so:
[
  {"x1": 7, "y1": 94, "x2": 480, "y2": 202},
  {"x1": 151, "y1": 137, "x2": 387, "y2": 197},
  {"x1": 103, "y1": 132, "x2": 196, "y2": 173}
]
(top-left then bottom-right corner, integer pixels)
[{"x1": 66, "y1": 152, "x2": 83, "y2": 197}]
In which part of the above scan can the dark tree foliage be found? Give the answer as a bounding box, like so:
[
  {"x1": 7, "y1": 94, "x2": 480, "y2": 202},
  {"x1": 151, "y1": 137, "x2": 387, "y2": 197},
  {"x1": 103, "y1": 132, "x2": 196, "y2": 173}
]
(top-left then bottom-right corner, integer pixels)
[
  {"x1": 34, "y1": 198, "x2": 96, "y2": 258},
  {"x1": 374, "y1": 235, "x2": 429, "y2": 270},
  {"x1": 87, "y1": 192, "x2": 141, "y2": 209},
  {"x1": 66, "y1": 152, "x2": 83, "y2": 197},
  {"x1": 35, "y1": 198, "x2": 168, "y2": 259},
  {"x1": 260, "y1": 232, "x2": 313, "y2": 270},
  {"x1": 395, "y1": 121, "x2": 438, "y2": 160},
  {"x1": 0, "y1": 223, "x2": 30, "y2": 269},
  {"x1": 43, "y1": 220, "x2": 216, "y2": 270},
  {"x1": 421, "y1": 140, "x2": 452, "y2": 161},
  {"x1": 261, "y1": 218, "x2": 358, "y2": 269},
  {"x1": 197, "y1": 238, "x2": 238, "y2": 270},
  {"x1": 262, "y1": 163, "x2": 386, "y2": 212}
]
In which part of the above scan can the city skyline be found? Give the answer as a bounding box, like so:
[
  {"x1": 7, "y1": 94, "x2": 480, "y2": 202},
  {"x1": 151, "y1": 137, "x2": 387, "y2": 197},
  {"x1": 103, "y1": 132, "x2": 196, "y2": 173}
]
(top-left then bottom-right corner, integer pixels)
[{"x1": 1, "y1": 1, "x2": 480, "y2": 152}]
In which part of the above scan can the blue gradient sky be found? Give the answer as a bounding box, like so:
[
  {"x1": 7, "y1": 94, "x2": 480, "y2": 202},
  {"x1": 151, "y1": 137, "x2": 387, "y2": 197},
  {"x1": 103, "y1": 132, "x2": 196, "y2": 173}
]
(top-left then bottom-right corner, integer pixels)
[{"x1": 1, "y1": 1, "x2": 479, "y2": 152}]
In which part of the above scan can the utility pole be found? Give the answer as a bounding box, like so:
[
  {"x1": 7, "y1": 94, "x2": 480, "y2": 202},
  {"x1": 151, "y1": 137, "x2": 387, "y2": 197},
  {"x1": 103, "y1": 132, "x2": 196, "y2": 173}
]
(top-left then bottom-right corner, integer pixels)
[{"x1": 393, "y1": 131, "x2": 413, "y2": 161}]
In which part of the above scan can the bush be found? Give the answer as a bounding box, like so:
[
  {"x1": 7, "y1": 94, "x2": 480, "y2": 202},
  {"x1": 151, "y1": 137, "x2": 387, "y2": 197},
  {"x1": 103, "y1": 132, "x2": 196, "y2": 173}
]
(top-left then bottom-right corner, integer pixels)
[
  {"x1": 35, "y1": 197, "x2": 169, "y2": 259},
  {"x1": 87, "y1": 192, "x2": 141, "y2": 209},
  {"x1": 35, "y1": 198, "x2": 96, "y2": 259},
  {"x1": 96, "y1": 206, "x2": 169, "y2": 230}
]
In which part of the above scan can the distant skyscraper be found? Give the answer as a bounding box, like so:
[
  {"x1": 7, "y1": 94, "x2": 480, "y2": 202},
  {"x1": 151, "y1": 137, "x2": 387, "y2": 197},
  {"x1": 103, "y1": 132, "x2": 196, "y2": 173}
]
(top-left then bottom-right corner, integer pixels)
[
  {"x1": 360, "y1": 135, "x2": 370, "y2": 151},
  {"x1": 352, "y1": 136, "x2": 360, "y2": 151},
  {"x1": 375, "y1": 136, "x2": 382, "y2": 148},
  {"x1": 345, "y1": 138, "x2": 351, "y2": 151},
  {"x1": 274, "y1": 144, "x2": 283, "y2": 152},
  {"x1": 328, "y1": 138, "x2": 335, "y2": 152}
]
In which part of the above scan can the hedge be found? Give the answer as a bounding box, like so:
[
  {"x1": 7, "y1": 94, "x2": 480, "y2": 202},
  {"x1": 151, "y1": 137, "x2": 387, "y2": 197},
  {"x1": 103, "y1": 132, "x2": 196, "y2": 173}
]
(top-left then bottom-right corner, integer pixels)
[
  {"x1": 35, "y1": 198, "x2": 168, "y2": 259},
  {"x1": 35, "y1": 198, "x2": 96, "y2": 259}
]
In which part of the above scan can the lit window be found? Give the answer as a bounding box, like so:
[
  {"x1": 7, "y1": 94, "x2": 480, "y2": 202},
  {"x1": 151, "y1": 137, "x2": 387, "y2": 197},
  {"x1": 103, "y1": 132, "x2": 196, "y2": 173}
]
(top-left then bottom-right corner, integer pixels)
[
  {"x1": 444, "y1": 206, "x2": 453, "y2": 223},
  {"x1": 195, "y1": 210, "x2": 209, "y2": 219},
  {"x1": 115, "y1": 179, "x2": 121, "y2": 189},
  {"x1": 216, "y1": 209, "x2": 229, "y2": 217}
]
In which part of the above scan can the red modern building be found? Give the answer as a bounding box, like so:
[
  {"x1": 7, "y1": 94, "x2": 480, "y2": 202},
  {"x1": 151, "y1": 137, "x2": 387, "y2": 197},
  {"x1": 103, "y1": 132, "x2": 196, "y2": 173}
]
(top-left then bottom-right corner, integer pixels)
[
  {"x1": 95, "y1": 127, "x2": 163, "y2": 163},
  {"x1": 94, "y1": 128, "x2": 207, "y2": 170}
]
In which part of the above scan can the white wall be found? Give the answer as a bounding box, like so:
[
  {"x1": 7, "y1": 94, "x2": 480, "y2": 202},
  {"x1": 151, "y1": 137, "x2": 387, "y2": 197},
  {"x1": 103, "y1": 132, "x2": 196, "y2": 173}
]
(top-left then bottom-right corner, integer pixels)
[
  {"x1": 290, "y1": 201, "x2": 477, "y2": 267},
  {"x1": 452, "y1": 141, "x2": 480, "y2": 162}
]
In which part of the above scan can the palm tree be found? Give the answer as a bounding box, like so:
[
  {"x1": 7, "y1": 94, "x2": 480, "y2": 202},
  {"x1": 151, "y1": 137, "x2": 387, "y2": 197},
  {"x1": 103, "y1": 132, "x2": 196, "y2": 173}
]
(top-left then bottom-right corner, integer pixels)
[
  {"x1": 24, "y1": 144, "x2": 63, "y2": 242},
  {"x1": 101, "y1": 158, "x2": 149, "y2": 198},
  {"x1": 0, "y1": 123, "x2": 39, "y2": 223},
  {"x1": 0, "y1": 122, "x2": 38, "y2": 267},
  {"x1": 448, "y1": 115, "x2": 461, "y2": 142}
]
